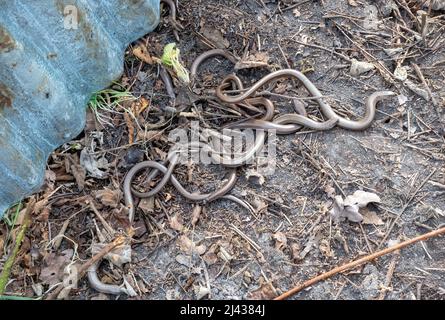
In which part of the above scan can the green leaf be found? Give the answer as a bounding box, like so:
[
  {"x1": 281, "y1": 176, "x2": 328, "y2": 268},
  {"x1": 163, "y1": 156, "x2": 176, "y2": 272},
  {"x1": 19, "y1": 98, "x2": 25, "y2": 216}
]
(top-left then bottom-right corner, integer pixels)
[{"x1": 161, "y1": 43, "x2": 190, "y2": 84}]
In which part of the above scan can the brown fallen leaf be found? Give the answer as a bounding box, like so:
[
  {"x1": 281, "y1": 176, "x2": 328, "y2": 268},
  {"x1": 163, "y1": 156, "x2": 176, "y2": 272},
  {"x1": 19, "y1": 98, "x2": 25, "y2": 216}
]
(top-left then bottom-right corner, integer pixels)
[
  {"x1": 131, "y1": 97, "x2": 150, "y2": 117},
  {"x1": 139, "y1": 197, "x2": 155, "y2": 214},
  {"x1": 124, "y1": 111, "x2": 135, "y2": 144},
  {"x1": 95, "y1": 188, "x2": 122, "y2": 208},
  {"x1": 235, "y1": 52, "x2": 269, "y2": 70},
  {"x1": 348, "y1": 0, "x2": 358, "y2": 6},
  {"x1": 66, "y1": 154, "x2": 86, "y2": 190},
  {"x1": 178, "y1": 235, "x2": 206, "y2": 255},
  {"x1": 273, "y1": 231, "x2": 287, "y2": 251},
  {"x1": 133, "y1": 45, "x2": 155, "y2": 64},
  {"x1": 136, "y1": 130, "x2": 164, "y2": 142},
  {"x1": 291, "y1": 242, "x2": 301, "y2": 261},
  {"x1": 169, "y1": 214, "x2": 185, "y2": 232},
  {"x1": 319, "y1": 239, "x2": 334, "y2": 258},
  {"x1": 200, "y1": 25, "x2": 229, "y2": 49},
  {"x1": 247, "y1": 282, "x2": 276, "y2": 300},
  {"x1": 40, "y1": 249, "x2": 74, "y2": 286},
  {"x1": 191, "y1": 205, "x2": 202, "y2": 226},
  {"x1": 361, "y1": 208, "x2": 384, "y2": 225},
  {"x1": 203, "y1": 251, "x2": 218, "y2": 266}
]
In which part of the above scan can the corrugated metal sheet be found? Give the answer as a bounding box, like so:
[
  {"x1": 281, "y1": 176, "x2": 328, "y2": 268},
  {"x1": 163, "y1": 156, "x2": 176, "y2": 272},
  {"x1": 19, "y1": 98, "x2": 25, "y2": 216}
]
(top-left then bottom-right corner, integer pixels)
[{"x1": 0, "y1": 0, "x2": 160, "y2": 216}]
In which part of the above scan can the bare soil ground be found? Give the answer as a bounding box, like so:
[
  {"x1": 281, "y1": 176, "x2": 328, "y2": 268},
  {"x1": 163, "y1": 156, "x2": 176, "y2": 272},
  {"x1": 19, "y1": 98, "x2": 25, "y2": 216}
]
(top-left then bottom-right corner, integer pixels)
[{"x1": 1, "y1": 0, "x2": 445, "y2": 300}]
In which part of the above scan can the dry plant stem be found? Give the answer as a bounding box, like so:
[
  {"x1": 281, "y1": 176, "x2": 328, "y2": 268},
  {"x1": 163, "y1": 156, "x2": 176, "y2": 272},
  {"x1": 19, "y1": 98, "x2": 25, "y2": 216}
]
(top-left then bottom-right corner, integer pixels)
[
  {"x1": 378, "y1": 251, "x2": 399, "y2": 300},
  {"x1": 0, "y1": 199, "x2": 36, "y2": 296},
  {"x1": 274, "y1": 226, "x2": 445, "y2": 300},
  {"x1": 45, "y1": 235, "x2": 126, "y2": 300},
  {"x1": 291, "y1": 39, "x2": 352, "y2": 62}
]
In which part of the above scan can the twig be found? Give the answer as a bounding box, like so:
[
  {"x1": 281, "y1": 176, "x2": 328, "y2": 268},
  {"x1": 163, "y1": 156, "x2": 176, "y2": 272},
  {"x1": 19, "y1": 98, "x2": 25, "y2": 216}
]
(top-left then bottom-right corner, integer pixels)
[
  {"x1": 229, "y1": 224, "x2": 264, "y2": 259},
  {"x1": 0, "y1": 199, "x2": 36, "y2": 295},
  {"x1": 87, "y1": 198, "x2": 116, "y2": 237},
  {"x1": 290, "y1": 39, "x2": 352, "y2": 62},
  {"x1": 378, "y1": 250, "x2": 399, "y2": 300},
  {"x1": 281, "y1": 0, "x2": 313, "y2": 12},
  {"x1": 411, "y1": 62, "x2": 439, "y2": 109},
  {"x1": 274, "y1": 226, "x2": 445, "y2": 300}
]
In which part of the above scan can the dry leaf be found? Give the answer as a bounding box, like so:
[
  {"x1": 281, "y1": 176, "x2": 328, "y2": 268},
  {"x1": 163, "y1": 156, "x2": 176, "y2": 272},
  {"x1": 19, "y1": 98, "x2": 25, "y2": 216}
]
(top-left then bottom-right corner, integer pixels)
[
  {"x1": 394, "y1": 65, "x2": 408, "y2": 81},
  {"x1": 194, "y1": 285, "x2": 210, "y2": 300},
  {"x1": 203, "y1": 251, "x2": 218, "y2": 265},
  {"x1": 247, "y1": 283, "x2": 276, "y2": 300},
  {"x1": 133, "y1": 45, "x2": 154, "y2": 64},
  {"x1": 66, "y1": 155, "x2": 86, "y2": 190},
  {"x1": 330, "y1": 191, "x2": 381, "y2": 223},
  {"x1": 344, "y1": 190, "x2": 381, "y2": 208},
  {"x1": 95, "y1": 188, "x2": 122, "y2": 208},
  {"x1": 200, "y1": 26, "x2": 229, "y2": 49},
  {"x1": 350, "y1": 59, "x2": 375, "y2": 76},
  {"x1": 80, "y1": 149, "x2": 109, "y2": 179},
  {"x1": 176, "y1": 254, "x2": 192, "y2": 267},
  {"x1": 273, "y1": 231, "x2": 287, "y2": 251},
  {"x1": 235, "y1": 52, "x2": 269, "y2": 70},
  {"x1": 245, "y1": 168, "x2": 265, "y2": 186},
  {"x1": 131, "y1": 97, "x2": 150, "y2": 117},
  {"x1": 292, "y1": 8, "x2": 301, "y2": 17},
  {"x1": 405, "y1": 79, "x2": 430, "y2": 101},
  {"x1": 191, "y1": 205, "x2": 202, "y2": 226},
  {"x1": 178, "y1": 235, "x2": 206, "y2": 255},
  {"x1": 348, "y1": 0, "x2": 358, "y2": 6},
  {"x1": 124, "y1": 111, "x2": 135, "y2": 144},
  {"x1": 40, "y1": 249, "x2": 73, "y2": 286},
  {"x1": 169, "y1": 214, "x2": 185, "y2": 232},
  {"x1": 291, "y1": 243, "x2": 301, "y2": 261},
  {"x1": 136, "y1": 130, "x2": 163, "y2": 142},
  {"x1": 252, "y1": 199, "x2": 268, "y2": 215},
  {"x1": 319, "y1": 239, "x2": 334, "y2": 258},
  {"x1": 361, "y1": 208, "x2": 384, "y2": 225},
  {"x1": 91, "y1": 243, "x2": 131, "y2": 267},
  {"x1": 139, "y1": 197, "x2": 154, "y2": 214}
]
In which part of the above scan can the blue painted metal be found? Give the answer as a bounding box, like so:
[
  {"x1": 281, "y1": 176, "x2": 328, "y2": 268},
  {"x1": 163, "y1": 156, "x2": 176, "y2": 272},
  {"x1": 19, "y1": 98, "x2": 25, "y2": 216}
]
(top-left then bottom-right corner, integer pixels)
[{"x1": 0, "y1": 0, "x2": 160, "y2": 216}]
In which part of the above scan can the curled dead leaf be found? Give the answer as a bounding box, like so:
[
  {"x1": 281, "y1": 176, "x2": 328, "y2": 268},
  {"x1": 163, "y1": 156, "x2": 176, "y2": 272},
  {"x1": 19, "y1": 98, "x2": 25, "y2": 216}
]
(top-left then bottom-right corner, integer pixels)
[
  {"x1": 272, "y1": 231, "x2": 287, "y2": 251},
  {"x1": 169, "y1": 214, "x2": 185, "y2": 232},
  {"x1": 235, "y1": 52, "x2": 269, "y2": 70},
  {"x1": 350, "y1": 59, "x2": 375, "y2": 76},
  {"x1": 191, "y1": 205, "x2": 202, "y2": 226},
  {"x1": 40, "y1": 249, "x2": 73, "y2": 286},
  {"x1": 95, "y1": 188, "x2": 122, "y2": 208},
  {"x1": 133, "y1": 45, "x2": 155, "y2": 64},
  {"x1": 247, "y1": 282, "x2": 276, "y2": 300},
  {"x1": 330, "y1": 191, "x2": 381, "y2": 223},
  {"x1": 178, "y1": 235, "x2": 206, "y2": 255}
]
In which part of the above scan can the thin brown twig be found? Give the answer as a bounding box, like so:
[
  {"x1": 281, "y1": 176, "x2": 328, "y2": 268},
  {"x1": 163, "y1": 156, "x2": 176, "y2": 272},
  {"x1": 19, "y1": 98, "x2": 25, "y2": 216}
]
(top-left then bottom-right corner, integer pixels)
[{"x1": 274, "y1": 226, "x2": 445, "y2": 300}]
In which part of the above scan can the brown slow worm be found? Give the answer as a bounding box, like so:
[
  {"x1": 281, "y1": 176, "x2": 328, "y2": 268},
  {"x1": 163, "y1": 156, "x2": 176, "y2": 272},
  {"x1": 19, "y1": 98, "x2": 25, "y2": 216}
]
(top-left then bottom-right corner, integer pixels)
[
  {"x1": 124, "y1": 152, "x2": 240, "y2": 223},
  {"x1": 87, "y1": 262, "x2": 126, "y2": 296},
  {"x1": 161, "y1": 0, "x2": 181, "y2": 41},
  {"x1": 190, "y1": 49, "x2": 238, "y2": 80},
  {"x1": 216, "y1": 69, "x2": 395, "y2": 131}
]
